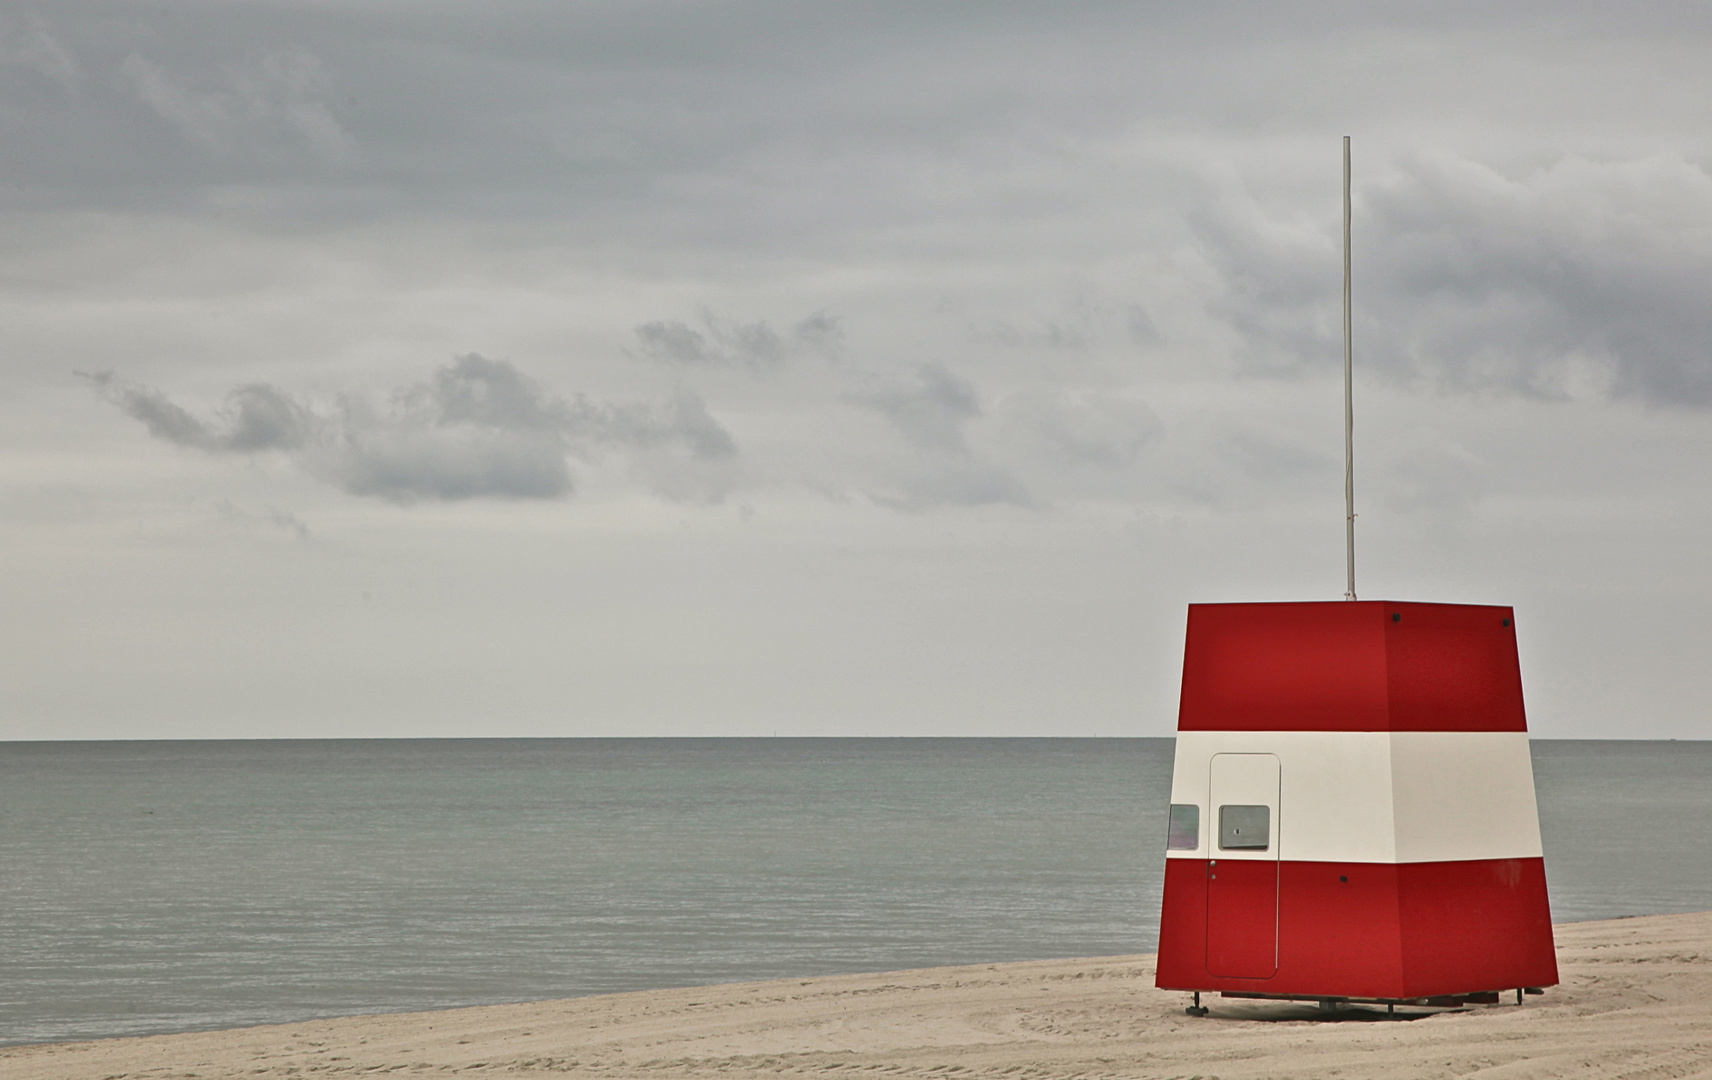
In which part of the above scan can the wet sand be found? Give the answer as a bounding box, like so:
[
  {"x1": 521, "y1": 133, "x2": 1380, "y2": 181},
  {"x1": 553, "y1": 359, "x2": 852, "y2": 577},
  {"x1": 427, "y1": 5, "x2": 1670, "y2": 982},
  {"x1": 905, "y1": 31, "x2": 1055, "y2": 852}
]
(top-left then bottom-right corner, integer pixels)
[{"x1": 6, "y1": 910, "x2": 1710, "y2": 1079}]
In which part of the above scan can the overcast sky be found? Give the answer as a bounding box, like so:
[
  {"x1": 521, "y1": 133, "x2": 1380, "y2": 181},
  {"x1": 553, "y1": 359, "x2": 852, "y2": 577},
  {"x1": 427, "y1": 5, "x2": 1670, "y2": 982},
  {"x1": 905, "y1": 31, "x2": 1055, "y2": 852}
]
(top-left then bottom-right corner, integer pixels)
[{"x1": 4, "y1": 2, "x2": 1710, "y2": 739}]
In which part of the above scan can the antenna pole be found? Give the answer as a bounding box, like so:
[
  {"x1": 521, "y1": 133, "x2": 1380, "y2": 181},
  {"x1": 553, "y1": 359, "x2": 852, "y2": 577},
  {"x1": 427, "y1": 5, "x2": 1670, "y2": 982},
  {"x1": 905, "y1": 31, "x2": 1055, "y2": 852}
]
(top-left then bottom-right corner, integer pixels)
[{"x1": 1343, "y1": 135, "x2": 1357, "y2": 601}]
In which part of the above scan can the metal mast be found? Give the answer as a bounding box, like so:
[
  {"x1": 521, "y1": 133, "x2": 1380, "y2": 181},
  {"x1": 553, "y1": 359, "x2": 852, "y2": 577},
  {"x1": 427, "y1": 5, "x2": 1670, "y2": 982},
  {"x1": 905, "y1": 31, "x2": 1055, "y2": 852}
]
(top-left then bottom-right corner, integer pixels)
[{"x1": 1343, "y1": 136, "x2": 1357, "y2": 601}]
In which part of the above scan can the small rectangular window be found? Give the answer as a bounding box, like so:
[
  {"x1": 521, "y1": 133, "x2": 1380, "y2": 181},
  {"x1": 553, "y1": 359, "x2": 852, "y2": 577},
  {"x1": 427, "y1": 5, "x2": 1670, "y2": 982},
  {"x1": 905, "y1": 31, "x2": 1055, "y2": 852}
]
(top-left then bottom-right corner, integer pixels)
[
  {"x1": 1219, "y1": 804, "x2": 1270, "y2": 851},
  {"x1": 1167, "y1": 804, "x2": 1200, "y2": 850}
]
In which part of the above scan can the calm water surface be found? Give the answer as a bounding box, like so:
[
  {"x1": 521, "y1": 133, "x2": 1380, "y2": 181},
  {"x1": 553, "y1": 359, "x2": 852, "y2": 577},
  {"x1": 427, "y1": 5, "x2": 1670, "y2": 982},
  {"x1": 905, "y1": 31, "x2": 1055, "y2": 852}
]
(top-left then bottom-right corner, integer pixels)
[{"x1": 0, "y1": 738, "x2": 1707, "y2": 1045}]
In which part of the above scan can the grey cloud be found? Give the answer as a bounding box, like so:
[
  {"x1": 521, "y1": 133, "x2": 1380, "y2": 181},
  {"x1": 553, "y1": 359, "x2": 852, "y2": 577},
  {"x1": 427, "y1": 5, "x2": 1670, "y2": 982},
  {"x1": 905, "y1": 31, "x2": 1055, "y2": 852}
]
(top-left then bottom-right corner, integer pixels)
[
  {"x1": 82, "y1": 371, "x2": 210, "y2": 446},
  {"x1": 324, "y1": 354, "x2": 577, "y2": 501},
  {"x1": 4, "y1": 13, "x2": 79, "y2": 91},
  {"x1": 267, "y1": 506, "x2": 311, "y2": 540},
  {"x1": 633, "y1": 310, "x2": 843, "y2": 369},
  {"x1": 213, "y1": 499, "x2": 310, "y2": 541},
  {"x1": 643, "y1": 392, "x2": 738, "y2": 461},
  {"x1": 858, "y1": 362, "x2": 980, "y2": 451},
  {"x1": 1154, "y1": 428, "x2": 1336, "y2": 511},
  {"x1": 722, "y1": 321, "x2": 784, "y2": 367},
  {"x1": 223, "y1": 384, "x2": 316, "y2": 451},
  {"x1": 1379, "y1": 439, "x2": 1484, "y2": 517},
  {"x1": 1125, "y1": 306, "x2": 1161, "y2": 346},
  {"x1": 1219, "y1": 433, "x2": 1332, "y2": 485},
  {"x1": 120, "y1": 48, "x2": 350, "y2": 162},
  {"x1": 87, "y1": 355, "x2": 737, "y2": 504},
  {"x1": 868, "y1": 457, "x2": 1032, "y2": 512},
  {"x1": 411, "y1": 353, "x2": 563, "y2": 431},
  {"x1": 846, "y1": 363, "x2": 1033, "y2": 509},
  {"x1": 330, "y1": 423, "x2": 572, "y2": 502},
  {"x1": 1000, "y1": 389, "x2": 1161, "y2": 469},
  {"x1": 1362, "y1": 155, "x2": 1712, "y2": 406},
  {"x1": 1191, "y1": 192, "x2": 1339, "y2": 378},
  {"x1": 634, "y1": 320, "x2": 713, "y2": 365},
  {"x1": 967, "y1": 318, "x2": 1089, "y2": 354},
  {"x1": 791, "y1": 311, "x2": 845, "y2": 355},
  {"x1": 82, "y1": 372, "x2": 313, "y2": 452},
  {"x1": 564, "y1": 392, "x2": 736, "y2": 464},
  {"x1": 619, "y1": 400, "x2": 742, "y2": 505},
  {"x1": 1198, "y1": 153, "x2": 1712, "y2": 406}
]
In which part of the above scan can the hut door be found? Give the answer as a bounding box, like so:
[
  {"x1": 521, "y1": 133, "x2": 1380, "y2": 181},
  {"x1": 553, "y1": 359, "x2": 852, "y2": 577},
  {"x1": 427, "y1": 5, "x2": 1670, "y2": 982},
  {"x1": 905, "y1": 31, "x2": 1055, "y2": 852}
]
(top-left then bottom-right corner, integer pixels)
[{"x1": 1205, "y1": 753, "x2": 1280, "y2": 979}]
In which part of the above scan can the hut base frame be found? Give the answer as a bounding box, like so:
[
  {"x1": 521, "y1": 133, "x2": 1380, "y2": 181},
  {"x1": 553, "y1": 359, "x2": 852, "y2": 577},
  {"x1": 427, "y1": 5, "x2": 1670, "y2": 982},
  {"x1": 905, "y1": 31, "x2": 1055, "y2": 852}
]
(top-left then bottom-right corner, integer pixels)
[{"x1": 1184, "y1": 987, "x2": 1548, "y2": 1016}]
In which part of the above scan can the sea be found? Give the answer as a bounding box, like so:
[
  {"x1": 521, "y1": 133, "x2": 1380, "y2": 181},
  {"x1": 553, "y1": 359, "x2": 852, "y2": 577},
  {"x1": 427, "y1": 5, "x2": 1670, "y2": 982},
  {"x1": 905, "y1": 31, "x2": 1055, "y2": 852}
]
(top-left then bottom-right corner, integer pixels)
[{"x1": 1, "y1": 737, "x2": 1708, "y2": 1046}]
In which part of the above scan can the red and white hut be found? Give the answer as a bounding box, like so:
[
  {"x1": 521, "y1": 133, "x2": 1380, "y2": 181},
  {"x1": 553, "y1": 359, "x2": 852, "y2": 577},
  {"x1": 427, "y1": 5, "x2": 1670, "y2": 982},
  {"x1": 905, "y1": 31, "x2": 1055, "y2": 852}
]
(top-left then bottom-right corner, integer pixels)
[{"x1": 1154, "y1": 599, "x2": 1559, "y2": 1007}]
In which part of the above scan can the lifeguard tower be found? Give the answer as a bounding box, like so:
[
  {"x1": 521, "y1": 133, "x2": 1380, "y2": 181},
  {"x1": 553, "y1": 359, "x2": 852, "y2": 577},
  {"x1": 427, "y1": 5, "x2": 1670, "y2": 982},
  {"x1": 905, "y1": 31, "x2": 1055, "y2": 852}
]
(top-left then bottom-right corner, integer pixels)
[
  {"x1": 1155, "y1": 140, "x2": 1558, "y2": 1012},
  {"x1": 1153, "y1": 599, "x2": 1558, "y2": 1009}
]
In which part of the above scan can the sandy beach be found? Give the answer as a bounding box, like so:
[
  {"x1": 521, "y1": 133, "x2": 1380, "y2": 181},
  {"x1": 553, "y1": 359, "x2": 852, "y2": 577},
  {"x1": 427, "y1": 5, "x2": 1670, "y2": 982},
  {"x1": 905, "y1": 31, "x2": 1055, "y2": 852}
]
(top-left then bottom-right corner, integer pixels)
[{"x1": 6, "y1": 910, "x2": 1710, "y2": 1080}]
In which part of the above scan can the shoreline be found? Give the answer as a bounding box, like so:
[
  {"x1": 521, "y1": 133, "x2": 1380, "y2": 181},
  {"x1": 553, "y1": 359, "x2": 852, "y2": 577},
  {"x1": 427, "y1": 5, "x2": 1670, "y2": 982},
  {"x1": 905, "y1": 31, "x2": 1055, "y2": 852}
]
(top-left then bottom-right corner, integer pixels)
[{"x1": 6, "y1": 910, "x2": 1709, "y2": 1079}]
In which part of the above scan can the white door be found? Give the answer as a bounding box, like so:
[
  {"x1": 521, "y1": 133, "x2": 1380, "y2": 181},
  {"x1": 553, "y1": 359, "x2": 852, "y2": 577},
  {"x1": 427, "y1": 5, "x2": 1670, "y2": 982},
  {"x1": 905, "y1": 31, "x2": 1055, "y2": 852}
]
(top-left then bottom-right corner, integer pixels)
[{"x1": 1205, "y1": 753, "x2": 1281, "y2": 978}]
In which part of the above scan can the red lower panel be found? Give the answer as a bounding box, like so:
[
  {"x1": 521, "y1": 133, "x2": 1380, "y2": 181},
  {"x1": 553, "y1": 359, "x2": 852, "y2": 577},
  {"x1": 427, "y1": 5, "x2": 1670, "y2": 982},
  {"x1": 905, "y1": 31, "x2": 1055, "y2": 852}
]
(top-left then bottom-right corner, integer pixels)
[
  {"x1": 1397, "y1": 858, "x2": 1559, "y2": 995},
  {"x1": 1155, "y1": 855, "x2": 1210, "y2": 990},
  {"x1": 1157, "y1": 857, "x2": 1557, "y2": 999},
  {"x1": 1205, "y1": 858, "x2": 1278, "y2": 978}
]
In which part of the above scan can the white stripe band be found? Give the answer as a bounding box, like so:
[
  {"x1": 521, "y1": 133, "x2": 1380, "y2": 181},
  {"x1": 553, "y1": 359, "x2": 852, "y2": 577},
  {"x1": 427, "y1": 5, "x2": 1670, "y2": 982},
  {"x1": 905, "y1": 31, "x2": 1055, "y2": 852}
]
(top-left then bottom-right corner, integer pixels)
[{"x1": 1164, "y1": 730, "x2": 1544, "y2": 864}]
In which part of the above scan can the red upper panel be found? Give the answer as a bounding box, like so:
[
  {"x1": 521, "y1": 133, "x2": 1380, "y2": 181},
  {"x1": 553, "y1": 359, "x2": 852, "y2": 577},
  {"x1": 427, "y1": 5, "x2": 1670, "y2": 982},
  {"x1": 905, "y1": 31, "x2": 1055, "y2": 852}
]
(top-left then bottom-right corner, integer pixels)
[{"x1": 1176, "y1": 601, "x2": 1527, "y2": 732}]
